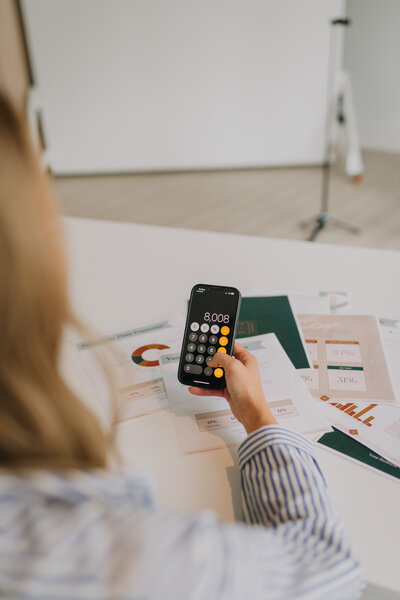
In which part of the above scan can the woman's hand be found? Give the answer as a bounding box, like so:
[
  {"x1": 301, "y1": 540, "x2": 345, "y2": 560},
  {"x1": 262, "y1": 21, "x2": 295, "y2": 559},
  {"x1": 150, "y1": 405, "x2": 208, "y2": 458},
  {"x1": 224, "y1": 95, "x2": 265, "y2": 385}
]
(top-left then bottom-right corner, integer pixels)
[{"x1": 188, "y1": 342, "x2": 277, "y2": 434}]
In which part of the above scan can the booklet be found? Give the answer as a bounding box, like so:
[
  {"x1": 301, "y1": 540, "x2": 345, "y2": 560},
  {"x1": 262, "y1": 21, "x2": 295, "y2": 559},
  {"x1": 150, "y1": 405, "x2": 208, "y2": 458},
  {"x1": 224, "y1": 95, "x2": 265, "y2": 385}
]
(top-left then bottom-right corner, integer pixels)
[
  {"x1": 237, "y1": 296, "x2": 310, "y2": 369},
  {"x1": 318, "y1": 427, "x2": 400, "y2": 483}
]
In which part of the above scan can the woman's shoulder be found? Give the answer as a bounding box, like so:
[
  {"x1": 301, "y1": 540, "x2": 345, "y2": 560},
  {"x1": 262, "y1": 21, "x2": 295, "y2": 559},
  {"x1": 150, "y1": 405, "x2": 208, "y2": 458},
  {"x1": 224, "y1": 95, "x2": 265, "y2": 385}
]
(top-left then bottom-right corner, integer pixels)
[
  {"x1": 0, "y1": 469, "x2": 158, "y2": 597},
  {"x1": 0, "y1": 468, "x2": 155, "y2": 512}
]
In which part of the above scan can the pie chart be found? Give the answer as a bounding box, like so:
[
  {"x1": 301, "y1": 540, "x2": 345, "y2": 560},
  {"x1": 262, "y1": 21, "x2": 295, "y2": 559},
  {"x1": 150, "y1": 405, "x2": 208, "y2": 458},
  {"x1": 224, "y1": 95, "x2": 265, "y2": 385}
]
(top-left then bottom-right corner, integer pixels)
[{"x1": 131, "y1": 344, "x2": 170, "y2": 367}]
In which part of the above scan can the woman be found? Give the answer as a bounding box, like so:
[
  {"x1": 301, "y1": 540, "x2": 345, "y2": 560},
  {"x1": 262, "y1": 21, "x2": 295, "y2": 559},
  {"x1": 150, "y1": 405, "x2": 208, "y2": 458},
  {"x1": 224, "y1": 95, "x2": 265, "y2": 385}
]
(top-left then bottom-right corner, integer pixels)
[{"x1": 0, "y1": 92, "x2": 363, "y2": 599}]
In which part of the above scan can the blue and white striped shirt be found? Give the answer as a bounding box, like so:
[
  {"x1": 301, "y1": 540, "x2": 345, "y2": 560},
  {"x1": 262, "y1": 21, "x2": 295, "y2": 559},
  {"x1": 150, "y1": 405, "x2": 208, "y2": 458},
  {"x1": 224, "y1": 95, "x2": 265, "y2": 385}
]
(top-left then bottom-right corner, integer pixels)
[{"x1": 0, "y1": 425, "x2": 364, "y2": 599}]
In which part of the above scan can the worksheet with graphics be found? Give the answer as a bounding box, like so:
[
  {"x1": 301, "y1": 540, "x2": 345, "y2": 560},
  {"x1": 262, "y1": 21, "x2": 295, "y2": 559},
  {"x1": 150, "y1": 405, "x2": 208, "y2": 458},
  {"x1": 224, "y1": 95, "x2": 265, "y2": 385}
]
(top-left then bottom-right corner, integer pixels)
[
  {"x1": 75, "y1": 314, "x2": 184, "y2": 422},
  {"x1": 297, "y1": 314, "x2": 397, "y2": 406},
  {"x1": 318, "y1": 400, "x2": 400, "y2": 468},
  {"x1": 379, "y1": 317, "x2": 400, "y2": 400},
  {"x1": 159, "y1": 333, "x2": 331, "y2": 456}
]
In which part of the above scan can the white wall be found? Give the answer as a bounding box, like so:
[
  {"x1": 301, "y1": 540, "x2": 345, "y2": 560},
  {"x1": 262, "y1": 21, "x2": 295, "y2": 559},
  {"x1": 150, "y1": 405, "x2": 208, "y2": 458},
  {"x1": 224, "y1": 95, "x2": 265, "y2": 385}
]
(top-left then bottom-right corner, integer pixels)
[
  {"x1": 22, "y1": 0, "x2": 345, "y2": 174},
  {"x1": 345, "y1": 0, "x2": 400, "y2": 153}
]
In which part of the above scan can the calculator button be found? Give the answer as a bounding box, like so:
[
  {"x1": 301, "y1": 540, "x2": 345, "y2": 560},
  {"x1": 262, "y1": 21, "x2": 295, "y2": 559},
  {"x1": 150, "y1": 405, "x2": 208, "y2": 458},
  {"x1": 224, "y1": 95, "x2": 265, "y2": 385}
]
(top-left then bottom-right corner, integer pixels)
[
  {"x1": 201, "y1": 323, "x2": 210, "y2": 333},
  {"x1": 197, "y1": 344, "x2": 206, "y2": 354},
  {"x1": 217, "y1": 347, "x2": 227, "y2": 353},
  {"x1": 221, "y1": 326, "x2": 230, "y2": 336},
  {"x1": 209, "y1": 335, "x2": 218, "y2": 345},
  {"x1": 185, "y1": 353, "x2": 194, "y2": 363},
  {"x1": 214, "y1": 368, "x2": 224, "y2": 378},
  {"x1": 189, "y1": 332, "x2": 198, "y2": 342},
  {"x1": 206, "y1": 356, "x2": 213, "y2": 364},
  {"x1": 195, "y1": 354, "x2": 205, "y2": 364},
  {"x1": 190, "y1": 322, "x2": 199, "y2": 331},
  {"x1": 207, "y1": 346, "x2": 216, "y2": 355},
  {"x1": 187, "y1": 343, "x2": 196, "y2": 352},
  {"x1": 184, "y1": 364, "x2": 203, "y2": 374},
  {"x1": 199, "y1": 333, "x2": 208, "y2": 343},
  {"x1": 219, "y1": 336, "x2": 228, "y2": 346},
  {"x1": 211, "y1": 325, "x2": 219, "y2": 334},
  {"x1": 204, "y1": 367, "x2": 213, "y2": 376}
]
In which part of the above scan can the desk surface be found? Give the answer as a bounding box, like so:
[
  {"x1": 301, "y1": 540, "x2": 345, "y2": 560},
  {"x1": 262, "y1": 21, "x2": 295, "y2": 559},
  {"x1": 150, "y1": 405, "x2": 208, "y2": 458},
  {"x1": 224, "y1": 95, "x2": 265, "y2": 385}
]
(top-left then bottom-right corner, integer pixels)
[{"x1": 64, "y1": 217, "x2": 400, "y2": 592}]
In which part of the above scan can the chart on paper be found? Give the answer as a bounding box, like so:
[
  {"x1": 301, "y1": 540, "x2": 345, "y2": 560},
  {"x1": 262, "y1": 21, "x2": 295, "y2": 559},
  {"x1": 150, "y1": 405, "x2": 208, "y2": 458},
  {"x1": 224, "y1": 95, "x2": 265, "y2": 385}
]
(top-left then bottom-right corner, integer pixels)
[{"x1": 75, "y1": 314, "x2": 184, "y2": 422}]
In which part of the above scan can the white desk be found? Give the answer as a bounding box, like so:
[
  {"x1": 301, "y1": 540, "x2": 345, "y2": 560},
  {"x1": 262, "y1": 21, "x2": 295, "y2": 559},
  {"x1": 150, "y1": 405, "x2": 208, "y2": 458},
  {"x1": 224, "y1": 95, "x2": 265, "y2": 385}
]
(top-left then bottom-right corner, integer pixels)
[{"x1": 64, "y1": 217, "x2": 400, "y2": 593}]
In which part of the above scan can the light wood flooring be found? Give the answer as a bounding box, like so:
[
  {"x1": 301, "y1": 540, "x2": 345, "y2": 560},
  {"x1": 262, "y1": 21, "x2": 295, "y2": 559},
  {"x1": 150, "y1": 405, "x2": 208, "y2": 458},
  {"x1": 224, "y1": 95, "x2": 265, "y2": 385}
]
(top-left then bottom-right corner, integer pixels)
[{"x1": 55, "y1": 150, "x2": 400, "y2": 251}]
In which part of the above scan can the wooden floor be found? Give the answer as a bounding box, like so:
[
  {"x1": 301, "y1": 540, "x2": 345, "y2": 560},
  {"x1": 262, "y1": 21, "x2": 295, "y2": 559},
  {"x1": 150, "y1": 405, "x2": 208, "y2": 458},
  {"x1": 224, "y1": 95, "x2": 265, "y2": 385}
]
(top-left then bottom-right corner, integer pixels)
[{"x1": 56, "y1": 150, "x2": 400, "y2": 251}]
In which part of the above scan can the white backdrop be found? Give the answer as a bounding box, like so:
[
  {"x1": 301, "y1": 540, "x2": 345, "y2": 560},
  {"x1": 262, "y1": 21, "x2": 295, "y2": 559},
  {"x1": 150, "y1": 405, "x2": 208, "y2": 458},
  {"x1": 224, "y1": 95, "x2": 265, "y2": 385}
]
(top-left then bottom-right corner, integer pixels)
[
  {"x1": 22, "y1": 0, "x2": 344, "y2": 174},
  {"x1": 345, "y1": 0, "x2": 400, "y2": 153}
]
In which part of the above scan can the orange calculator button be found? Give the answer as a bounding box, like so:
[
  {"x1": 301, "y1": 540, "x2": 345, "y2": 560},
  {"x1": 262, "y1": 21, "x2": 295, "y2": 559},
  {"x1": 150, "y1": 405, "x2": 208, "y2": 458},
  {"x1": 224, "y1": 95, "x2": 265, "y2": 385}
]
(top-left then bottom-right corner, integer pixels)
[
  {"x1": 217, "y1": 347, "x2": 227, "y2": 353},
  {"x1": 214, "y1": 368, "x2": 224, "y2": 378},
  {"x1": 219, "y1": 336, "x2": 228, "y2": 346},
  {"x1": 221, "y1": 326, "x2": 230, "y2": 336}
]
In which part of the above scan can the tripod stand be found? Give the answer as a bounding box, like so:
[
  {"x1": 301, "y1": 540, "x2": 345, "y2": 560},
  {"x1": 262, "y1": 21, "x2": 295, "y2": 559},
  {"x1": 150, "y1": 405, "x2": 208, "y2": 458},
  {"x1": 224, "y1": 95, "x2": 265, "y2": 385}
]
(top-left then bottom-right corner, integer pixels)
[{"x1": 301, "y1": 18, "x2": 363, "y2": 242}]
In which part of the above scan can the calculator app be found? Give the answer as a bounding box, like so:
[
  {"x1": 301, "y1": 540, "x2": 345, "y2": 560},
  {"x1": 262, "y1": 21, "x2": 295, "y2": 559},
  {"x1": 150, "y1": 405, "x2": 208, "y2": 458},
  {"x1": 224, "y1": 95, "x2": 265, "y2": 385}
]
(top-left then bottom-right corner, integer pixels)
[{"x1": 178, "y1": 285, "x2": 241, "y2": 389}]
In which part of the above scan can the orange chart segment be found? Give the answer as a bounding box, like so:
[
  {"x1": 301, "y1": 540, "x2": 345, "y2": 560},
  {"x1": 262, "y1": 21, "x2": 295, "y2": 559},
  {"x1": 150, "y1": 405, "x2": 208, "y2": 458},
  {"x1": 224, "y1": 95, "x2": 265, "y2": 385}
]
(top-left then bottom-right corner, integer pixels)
[{"x1": 132, "y1": 344, "x2": 170, "y2": 367}]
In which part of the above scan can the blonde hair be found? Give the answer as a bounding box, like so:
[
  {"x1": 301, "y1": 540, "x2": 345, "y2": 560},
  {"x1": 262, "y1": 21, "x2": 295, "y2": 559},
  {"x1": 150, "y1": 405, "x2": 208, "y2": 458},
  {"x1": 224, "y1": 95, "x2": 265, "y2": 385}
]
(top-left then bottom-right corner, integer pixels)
[{"x1": 0, "y1": 91, "x2": 109, "y2": 470}]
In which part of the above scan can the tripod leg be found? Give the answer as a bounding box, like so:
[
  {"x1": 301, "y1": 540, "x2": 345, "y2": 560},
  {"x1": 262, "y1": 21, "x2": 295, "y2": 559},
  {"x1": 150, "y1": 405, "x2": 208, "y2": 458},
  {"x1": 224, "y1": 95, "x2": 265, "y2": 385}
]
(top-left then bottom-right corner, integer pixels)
[
  {"x1": 308, "y1": 218, "x2": 325, "y2": 242},
  {"x1": 329, "y1": 217, "x2": 360, "y2": 234}
]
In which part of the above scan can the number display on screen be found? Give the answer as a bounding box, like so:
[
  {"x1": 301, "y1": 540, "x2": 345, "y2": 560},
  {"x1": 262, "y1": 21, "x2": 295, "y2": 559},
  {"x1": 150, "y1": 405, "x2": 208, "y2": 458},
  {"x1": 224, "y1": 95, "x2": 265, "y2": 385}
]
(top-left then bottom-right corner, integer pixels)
[{"x1": 204, "y1": 312, "x2": 230, "y2": 324}]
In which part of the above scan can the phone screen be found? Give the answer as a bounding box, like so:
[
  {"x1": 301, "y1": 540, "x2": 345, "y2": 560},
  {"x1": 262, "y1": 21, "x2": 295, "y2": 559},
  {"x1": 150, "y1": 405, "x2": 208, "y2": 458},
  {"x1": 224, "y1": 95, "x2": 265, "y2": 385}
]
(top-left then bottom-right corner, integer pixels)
[{"x1": 178, "y1": 284, "x2": 241, "y2": 389}]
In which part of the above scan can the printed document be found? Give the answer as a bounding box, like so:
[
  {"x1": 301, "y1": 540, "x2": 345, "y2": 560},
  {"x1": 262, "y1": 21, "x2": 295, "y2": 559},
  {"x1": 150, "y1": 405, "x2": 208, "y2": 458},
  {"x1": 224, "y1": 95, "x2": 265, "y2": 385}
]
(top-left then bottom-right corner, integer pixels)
[
  {"x1": 318, "y1": 400, "x2": 400, "y2": 468},
  {"x1": 238, "y1": 296, "x2": 310, "y2": 369},
  {"x1": 160, "y1": 333, "x2": 330, "y2": 456},
  {"x1": 75, "y1": 314, "x2": 184, "y2": 422},
  {"x1": 318, "y1": 427, "x2": 400, "y2": 482},
  {"x1": 298, "y1": 314, "x2": 397, "y2": 405}
]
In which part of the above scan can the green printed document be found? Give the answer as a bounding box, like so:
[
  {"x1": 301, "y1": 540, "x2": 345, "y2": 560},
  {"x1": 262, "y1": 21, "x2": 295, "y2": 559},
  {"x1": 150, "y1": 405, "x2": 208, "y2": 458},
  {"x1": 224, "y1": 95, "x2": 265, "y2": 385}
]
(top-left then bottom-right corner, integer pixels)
[
  {"x1": 318, "y1": 428, "x2": 400, "y2": 482},
  {"x1": 237, "y1": 296, "x2": 309, "y2": 369}
]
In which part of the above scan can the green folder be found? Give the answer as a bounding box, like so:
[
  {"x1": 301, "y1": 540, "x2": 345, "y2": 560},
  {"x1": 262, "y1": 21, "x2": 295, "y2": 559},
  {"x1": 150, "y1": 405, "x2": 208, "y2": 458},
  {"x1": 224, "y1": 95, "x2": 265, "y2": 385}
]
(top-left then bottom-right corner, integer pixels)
[
  {"x1": 237, "y1": 296, "x2": 309, "y2": 369},
  {"x1": 318, "y1": 428, "x2": 400, "y2": 481}
]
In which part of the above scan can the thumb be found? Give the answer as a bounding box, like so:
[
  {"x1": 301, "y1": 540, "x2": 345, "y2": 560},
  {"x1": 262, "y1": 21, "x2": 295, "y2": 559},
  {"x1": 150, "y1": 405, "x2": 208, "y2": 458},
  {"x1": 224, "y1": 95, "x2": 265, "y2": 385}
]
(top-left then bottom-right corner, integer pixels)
[{"x1": 208, "y1": 351, "x2": 235, "y2": 371}]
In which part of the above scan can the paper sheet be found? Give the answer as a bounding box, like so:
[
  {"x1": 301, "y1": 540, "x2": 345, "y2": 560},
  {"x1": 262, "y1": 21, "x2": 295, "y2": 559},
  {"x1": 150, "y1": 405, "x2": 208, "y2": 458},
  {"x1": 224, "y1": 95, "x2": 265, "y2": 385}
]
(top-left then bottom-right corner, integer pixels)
[
  {"x1": 318, "y1": 400, "x2": 400, "y2": 468},
  {"x1": 160, "y1": 333, "x2": 330, "y2": 456},
  {"x1": 75, "y1": 314, "x2": 184, "y2": 422},
  {"x1": 298, "y1": 314, "x2": 397, "y2": 405}
]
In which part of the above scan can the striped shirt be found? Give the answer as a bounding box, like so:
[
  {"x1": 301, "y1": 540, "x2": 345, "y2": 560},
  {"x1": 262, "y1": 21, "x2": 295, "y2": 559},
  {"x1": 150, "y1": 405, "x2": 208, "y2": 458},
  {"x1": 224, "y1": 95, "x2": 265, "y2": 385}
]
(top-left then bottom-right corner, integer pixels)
[{"x1": 0, "y1": 425, "x2": 364, "y2": 599}]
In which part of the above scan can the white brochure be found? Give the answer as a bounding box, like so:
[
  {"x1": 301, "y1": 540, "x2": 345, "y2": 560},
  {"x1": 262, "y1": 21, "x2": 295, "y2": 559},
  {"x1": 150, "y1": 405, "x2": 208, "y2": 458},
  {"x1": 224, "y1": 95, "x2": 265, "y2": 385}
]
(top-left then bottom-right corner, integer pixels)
[
  {"x1": 75, "y1": 314, "x2": 184, "y2": 423},
  {"x1": 298, "y1": 314, "x2": 398, "y2": 406},
  {"x1": 319, "y1": 399, "x2": 400, "y2": 469},
  {"x1": 159, "y1": 333, "x2": 331, "y2": 456}
]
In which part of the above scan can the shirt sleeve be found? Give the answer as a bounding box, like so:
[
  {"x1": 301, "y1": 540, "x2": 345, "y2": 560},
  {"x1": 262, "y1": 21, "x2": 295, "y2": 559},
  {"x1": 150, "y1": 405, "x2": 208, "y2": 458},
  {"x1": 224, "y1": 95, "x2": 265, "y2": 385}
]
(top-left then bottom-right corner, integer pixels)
[
  {"x1": 237, "y1": 425, "x2": 364, "y2": 599},
  {"x1": 140, "y1": 426, "x2": 364, "y2": 600}
]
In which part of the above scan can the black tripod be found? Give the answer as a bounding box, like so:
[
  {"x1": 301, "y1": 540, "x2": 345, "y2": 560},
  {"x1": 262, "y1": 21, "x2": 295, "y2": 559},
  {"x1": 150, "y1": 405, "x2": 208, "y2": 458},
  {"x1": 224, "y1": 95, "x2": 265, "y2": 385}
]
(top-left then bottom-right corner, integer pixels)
[{"x1": 301, "y1": 18, "x2": 361, "y2": 242}]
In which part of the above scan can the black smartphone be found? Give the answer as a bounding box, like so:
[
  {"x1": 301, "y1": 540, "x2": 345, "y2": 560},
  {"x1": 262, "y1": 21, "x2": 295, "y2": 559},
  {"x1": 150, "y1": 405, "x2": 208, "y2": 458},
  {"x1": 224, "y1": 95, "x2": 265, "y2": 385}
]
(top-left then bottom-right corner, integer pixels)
[{"x1": 178, "y1": 284, "x2": 241, "y2": 389}]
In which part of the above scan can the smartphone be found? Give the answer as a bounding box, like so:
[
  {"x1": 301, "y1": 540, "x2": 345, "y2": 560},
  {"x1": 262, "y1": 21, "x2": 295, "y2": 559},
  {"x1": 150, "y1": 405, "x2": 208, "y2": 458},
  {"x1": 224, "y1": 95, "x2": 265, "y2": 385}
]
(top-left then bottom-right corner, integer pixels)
[{"x1": 178, "y1": 284, "x2": 241, "y2": 389}]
